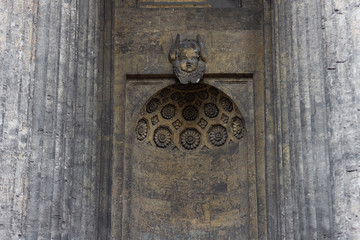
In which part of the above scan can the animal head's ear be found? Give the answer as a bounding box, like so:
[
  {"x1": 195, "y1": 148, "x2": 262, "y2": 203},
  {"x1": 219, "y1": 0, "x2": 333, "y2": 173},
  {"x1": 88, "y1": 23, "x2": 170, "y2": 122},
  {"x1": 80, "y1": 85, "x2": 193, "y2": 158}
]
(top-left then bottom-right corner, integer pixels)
[
  {"x1": 197, "y1": 35, "x2": 208, "y2": 63},
  {"x1": 168, "y1": 34, "x2": 180, "y2": 63}
]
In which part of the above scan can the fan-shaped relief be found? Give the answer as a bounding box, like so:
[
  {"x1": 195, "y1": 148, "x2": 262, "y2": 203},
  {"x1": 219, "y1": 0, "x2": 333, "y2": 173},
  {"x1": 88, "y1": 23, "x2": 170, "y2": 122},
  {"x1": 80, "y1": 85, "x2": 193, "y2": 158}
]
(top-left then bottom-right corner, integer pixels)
[
  {"x1": 135, "y1": 118, "x2": 148, "y2": 141},
  {"x1": 134, "y1": 83, "x2": 246, "y2": 151}
]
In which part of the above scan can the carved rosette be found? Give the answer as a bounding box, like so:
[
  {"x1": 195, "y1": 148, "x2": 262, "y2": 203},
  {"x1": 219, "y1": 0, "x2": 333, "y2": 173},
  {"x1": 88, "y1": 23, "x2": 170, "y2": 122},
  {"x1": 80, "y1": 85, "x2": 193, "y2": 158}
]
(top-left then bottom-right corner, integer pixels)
[
  {"x1": 171, "y1": 92, "x2": 182, "y2": 101},
  {"x1": 160, "y1": 88, "x2": 171, "y2": 97},
  {"x1": 208, "y1": 125, "x2": 228, "y2": 146},
  {"x1": 220, "y1": 97, "x2": 233, "y2": 112},
  {"x1": 232, "y1": 116, "x2": 245, "y2": 139},
  {"x1": 182, "y1": 106, "x2": 198, "y2": 121},
  {"x1": 161, "y1": 104, "x2": 176, "y2": 119},
  {"x1": 198, "y1": 90, "x2": 209, "y2": 100},
  {"x1": 136, "y1": 118, "x2": 148, "y2": 141},
  {"x1": 204, "y1": 103, "x2": 219, "y2": 118},
  {"x1": 135, "y1": 83, "x2": 245, "y2": 151},
  {"x1": 180, "y1": 129, "x2": 201, "y2": 150},
  {"x1": 146, "y1": 98, "x2": 160, "y2": 113},
  {"x1": 184, "y1": 93, "x2": 195, "y2": 102},
  {"x1": 154, "y1": 126, "x2": 172, "y2": 148},
  {"x1": 209, "y1": 87, "x2": 218, "y2": 96}
]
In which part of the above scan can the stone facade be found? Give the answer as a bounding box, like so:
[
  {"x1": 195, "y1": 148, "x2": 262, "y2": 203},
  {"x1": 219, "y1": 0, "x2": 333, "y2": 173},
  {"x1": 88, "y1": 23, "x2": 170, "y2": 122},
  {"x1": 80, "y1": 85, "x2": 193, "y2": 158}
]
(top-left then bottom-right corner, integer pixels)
[{"x1": 0, "y1": 0, "x2": 359, "y2": 239}]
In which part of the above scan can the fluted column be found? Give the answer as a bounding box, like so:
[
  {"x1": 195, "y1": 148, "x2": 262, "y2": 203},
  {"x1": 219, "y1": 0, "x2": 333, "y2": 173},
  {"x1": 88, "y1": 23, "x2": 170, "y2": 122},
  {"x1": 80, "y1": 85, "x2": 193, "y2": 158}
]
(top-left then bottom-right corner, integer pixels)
[
  {"x1": 0, "y1": 0, "x2": 103, "y2": 239},
  {"x1": 271, "y1": 0, "x2": 360, "y2": 239},
  {"x1": 271, "y1": 0, "x2": 333, "y2": 239}
]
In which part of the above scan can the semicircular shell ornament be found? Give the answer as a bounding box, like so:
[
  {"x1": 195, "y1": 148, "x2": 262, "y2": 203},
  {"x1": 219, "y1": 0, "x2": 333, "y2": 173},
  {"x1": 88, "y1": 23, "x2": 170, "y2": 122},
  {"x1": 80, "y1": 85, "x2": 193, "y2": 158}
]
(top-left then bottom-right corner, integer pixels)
[{"x1": 168, "y1": 34, "x2": 207, "y2": 84}]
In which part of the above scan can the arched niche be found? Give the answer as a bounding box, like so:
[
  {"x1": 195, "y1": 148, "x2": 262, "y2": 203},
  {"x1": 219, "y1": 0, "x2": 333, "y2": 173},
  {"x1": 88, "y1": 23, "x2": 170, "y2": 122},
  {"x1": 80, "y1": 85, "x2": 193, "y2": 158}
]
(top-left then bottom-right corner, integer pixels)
[{"x1": 128, "y1": 83, "x2": 250, "y2": 239}]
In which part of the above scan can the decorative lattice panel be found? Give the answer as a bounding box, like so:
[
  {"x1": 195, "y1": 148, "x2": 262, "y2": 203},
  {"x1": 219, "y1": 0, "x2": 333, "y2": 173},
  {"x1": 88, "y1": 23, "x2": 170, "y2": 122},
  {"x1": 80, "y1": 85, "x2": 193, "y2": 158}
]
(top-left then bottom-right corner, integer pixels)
[{"x1": 135, "y1": 83, "x2": 246, "y2": 151}]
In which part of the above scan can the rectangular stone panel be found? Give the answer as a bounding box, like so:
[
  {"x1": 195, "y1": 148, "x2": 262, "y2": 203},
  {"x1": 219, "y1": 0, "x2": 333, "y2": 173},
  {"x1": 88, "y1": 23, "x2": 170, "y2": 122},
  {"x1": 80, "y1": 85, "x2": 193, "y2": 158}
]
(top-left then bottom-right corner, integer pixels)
[{"x1": 119, "y1": 74, "x2": 257, "y2": 239}]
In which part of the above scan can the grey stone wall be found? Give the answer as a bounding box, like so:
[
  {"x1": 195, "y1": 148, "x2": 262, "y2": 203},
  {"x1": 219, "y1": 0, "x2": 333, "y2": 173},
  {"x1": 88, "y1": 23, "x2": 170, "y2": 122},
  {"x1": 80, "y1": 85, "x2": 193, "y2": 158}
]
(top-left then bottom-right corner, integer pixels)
[
  {"x1": 271, "y1": 0, "x2": 360, "y2": 239},
  {"x1": 0, "y1": 1, "x2": 37, "y2": 238},
  {"x1": 322, "y1": 1, "x2": 360, "y2": 239},
  {"x1": 0, "y1": 0, "x2": 104, "y2": 239}
]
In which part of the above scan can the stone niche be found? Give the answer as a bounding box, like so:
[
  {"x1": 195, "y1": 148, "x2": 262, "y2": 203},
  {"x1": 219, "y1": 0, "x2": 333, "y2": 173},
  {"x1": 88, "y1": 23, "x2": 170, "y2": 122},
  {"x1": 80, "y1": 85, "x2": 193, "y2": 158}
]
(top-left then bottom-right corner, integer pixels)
[
  {"x1": 122, "y1": 76, "x2": 257, "y2": 239},
  {"x1": 133, "y1": 83, "x2": 246, "y2": 237}
]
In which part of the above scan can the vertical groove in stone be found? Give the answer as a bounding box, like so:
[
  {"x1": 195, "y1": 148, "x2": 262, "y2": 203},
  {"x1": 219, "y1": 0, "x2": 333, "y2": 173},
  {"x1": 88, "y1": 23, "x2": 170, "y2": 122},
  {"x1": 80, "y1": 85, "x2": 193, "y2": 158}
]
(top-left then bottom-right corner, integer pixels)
[
  {"x1": 299, "y1": 2, "x2": 317, "y2": 238},
  {"x1": 281, "y1": 1, "x2": 294, "y2": 238},
  {"x1": 263, "y1": 0, "x2": 275, "y2": 238},
  {"x1": 290, "y1": 3, "x2": 306, "y2": 239},
  {"x1": 38, "y1": 0, "x2": 61, "y2": 239},
  {"x1": 98, "y1": 0, "x2": 113, "y2": 239},
  {"x1": 289, "y1": 3, "x2": 302, "y2": 239},
  {"x1": 271, "y1": 0, "x2": 281, "y2": 238},
  {"x1": 58, "y1": 1, "x2": 74, "y2": 238},
  {"x1": 81, "y1": 0, "x2": 100, "y2": 237},
  {"x1": 50, "y1": 1, "x2": 69, "y2": 238},
  {"x1": 70, "y1": 0, "x2": 88, "y2": 238},
  {"x1": 26, "y1": 0, "x2": 51, "y2": 239},
  {"x1": 264, "y1": 0, "x2": 277, "y2": 238},
  {"x1": 272, "y1": 0, "x2": 284, "y2": 238}
]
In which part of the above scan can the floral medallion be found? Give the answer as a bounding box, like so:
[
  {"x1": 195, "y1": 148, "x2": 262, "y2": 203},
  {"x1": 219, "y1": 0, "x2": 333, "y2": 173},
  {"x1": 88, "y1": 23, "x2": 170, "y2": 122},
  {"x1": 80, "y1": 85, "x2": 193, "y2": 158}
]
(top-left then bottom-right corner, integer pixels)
[
  {"x1": 208, "y1": 125, "x2": 228, "y2": 146},
  {"x1": 135, "y1": 118, "x2": 148, "y2": 141},
  {"x1": 182, "y1": 105, "x2": 198, "y2": 121},
  {"x1": 171, "y1": 92, "x2": 182, "y2": 101},
  {"x1": 198, "y1": 90, "x2": 209, "y2": 100},
  {"x1": 154, "y1": 126, "x2": 172, "y2": 148},
  {"x1": 232, "y1": 116, "x2": 245, "y2": 139},
  {"x1": 209, "y1": 86, "x2": 219, "y2": 96},
  {"x1": 184, "y1": 93, "x2": 195, "y2": 102},
  {"x1": 146, "y1": 98, "x2": 160, "y2": 113},
  {"x1": 160, "y1": 88, "x2": 171, "y2": 97},
  {"x1": 180, "y1": 128, "x2": 201, "y2": 150},
  {"x1": 204, "y1": 103, "x2": 219, "y2": 118},
  {"x1": 220, "y1": 97, "x2": 233, "y2": 112},
  {"x1": 161, "y1": 104, "x2": 176, "y2": 119}
]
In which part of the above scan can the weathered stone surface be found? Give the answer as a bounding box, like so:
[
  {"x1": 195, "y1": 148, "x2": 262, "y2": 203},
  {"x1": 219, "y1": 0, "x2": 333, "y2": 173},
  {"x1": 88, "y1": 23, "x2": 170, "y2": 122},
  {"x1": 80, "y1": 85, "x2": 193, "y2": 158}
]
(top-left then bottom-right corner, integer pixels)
[
  {"x1": 322, "y1": 2, "x2": 360, "y2": 239},
  {"x1": 271, "y1": 0, "x2": 360, "y2": 239},
  {"x1": 1, "y1": 0, "x2": 359, "y2": 239},
  {"x1": 113, "y1": 2, "x2": 267, "y2": 239},
  {"x1": 0, "y1": 0, "x2": 103, "y2": 239}
]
